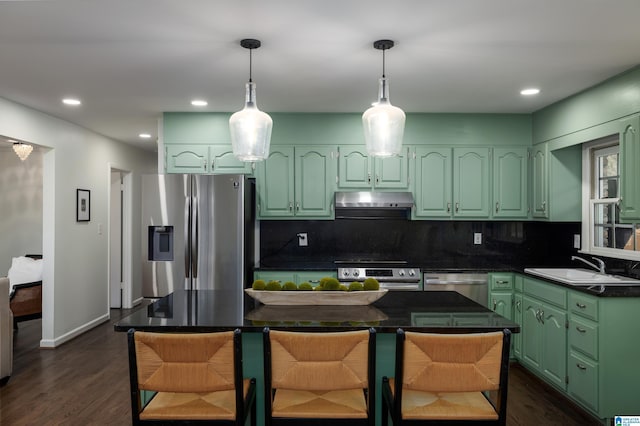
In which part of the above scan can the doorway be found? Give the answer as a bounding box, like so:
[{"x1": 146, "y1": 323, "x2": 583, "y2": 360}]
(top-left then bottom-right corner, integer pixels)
[{"x1": 109, "y1": 167, "x2": 132, "y2": 309}]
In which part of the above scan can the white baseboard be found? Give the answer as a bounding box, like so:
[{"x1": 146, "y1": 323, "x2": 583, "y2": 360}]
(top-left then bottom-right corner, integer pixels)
[
  {"x1": 39, "y1": 313, "x2": 110, "y2": 348},
  {"x1": 132, "y1": 296, "x2": 143, "y2": 307}
]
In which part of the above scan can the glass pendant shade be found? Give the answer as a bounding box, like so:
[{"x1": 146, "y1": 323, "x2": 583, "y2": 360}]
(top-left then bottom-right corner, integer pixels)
[
  {"x1": 230, "y1": 82, "x2": 272, "y2": 161},
  {"x1": 13, "y1": 142, "x2": 33, "y2": 161},
  {"x1": 363, "y1": 77, "x2": 405, "y2": 157}
]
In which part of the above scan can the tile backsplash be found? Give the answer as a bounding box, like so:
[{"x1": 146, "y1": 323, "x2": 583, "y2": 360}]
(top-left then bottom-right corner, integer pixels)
[{"x1": 259, "y1": 220, "x2": 583, "y2": 271}]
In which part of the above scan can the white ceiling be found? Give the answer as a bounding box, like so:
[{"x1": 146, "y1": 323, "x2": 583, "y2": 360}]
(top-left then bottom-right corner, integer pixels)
[{"x1": 1, "y1": 0, "x2": 640, "y2": 152}]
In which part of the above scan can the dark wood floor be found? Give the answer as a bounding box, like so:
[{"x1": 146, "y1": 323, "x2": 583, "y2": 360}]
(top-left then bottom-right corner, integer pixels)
[{"x1": 1, "y1": 307, "x2": 604, "y2": 425}]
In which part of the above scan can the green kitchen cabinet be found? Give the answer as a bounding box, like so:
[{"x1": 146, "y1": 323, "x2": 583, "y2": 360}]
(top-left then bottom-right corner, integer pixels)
[
  {"x1": 257, "y1": 146, "x2": 337, "y2": 219},
  {"x1": 165, "y1": 144, "x2": 209, "y2": 173},
  {"x1": 531, "y1": 144, "x2": 548, "y2": 218},
  {"x1": 453, "y1": 147, "x2": 491, "y2": 218},
  {"x1": 414, "y1": 147, "x2": 490, "y2": 219},
  {"x1": 619, "y1": 115, "x2": 640, "y2": 221},
  {"x1": 530, "y1": 143, "x2": 581, "y2": 221},
  {"x1": 253, "y1": 271, "x2": 296, "y2": 286},
  {"x1": 413, "y1": 147, "x2": 452, "y2": 218},
  {"x1": 209, "y1": 145, "x2": 254, "y2": 174},
  {"x1": 493, "y1": 147, "x2": 529, "y2": 218},
  {"x1": 337, "y1": 146, "x2": 410, "y2": 190},
  {"x1": 521, "y1": 278, "x2": 567, "y2": 391},
  {"x1": 488, "y1": 273, "x2": 514, "y2": 318},
  {"x1": 165, "y1": 144, "x2": 254, "y2": 174}
]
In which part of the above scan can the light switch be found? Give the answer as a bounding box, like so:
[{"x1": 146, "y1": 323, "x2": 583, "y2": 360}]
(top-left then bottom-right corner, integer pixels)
[
  {"x1": 298, "y1": 233, "x2": 308, "y2": 247},
  {"x1": 474, "y1": 233, "x2": 482, "y2": 245}
]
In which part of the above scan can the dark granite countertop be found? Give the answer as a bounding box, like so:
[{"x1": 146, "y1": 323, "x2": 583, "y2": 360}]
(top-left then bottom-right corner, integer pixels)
[{"x1": 114, "y1": 289, "x2": 520, "y2": 333}]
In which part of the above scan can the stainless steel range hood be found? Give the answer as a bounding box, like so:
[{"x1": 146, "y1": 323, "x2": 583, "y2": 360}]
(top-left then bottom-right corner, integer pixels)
[{"x1": 334, "y1": 191, "x2": 414, "y2": 219}]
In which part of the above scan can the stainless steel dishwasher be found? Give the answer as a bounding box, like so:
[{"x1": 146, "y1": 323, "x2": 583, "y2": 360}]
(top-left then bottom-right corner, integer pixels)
[{"x1": 423, "y1": 272, "x2": 488, "y2": 307}]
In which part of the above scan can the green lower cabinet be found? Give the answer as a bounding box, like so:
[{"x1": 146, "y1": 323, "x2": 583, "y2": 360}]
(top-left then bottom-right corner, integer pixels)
[
  {"x1": 568, "y1": 351, "x2": 599, "y2": 413},
  {"x1": 520, "y1": 280, "x2": 567, "y2": 392},
  {"x1": 490, "y1": 293, "x2": 512, "y2": 319}
]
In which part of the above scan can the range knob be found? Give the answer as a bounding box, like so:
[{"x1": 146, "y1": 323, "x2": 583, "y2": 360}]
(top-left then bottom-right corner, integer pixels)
[
  {"x1": 353, "y1": 270, "x2": 360, "y2": 277},
  {"x1": 398, "y1": 269, "x2": 405, "y2": 276},
  {"x1": 408, "y1": 269, "x2": 416, "y2": 277},
  {"x1": 342, "y1": 270, "x2": 350, "y2": 277}
]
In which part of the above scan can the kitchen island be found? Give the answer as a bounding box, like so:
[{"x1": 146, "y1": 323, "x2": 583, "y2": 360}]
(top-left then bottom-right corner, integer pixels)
[{"x1": 116, "y1": 290, "x2": 518, "y2": 426}]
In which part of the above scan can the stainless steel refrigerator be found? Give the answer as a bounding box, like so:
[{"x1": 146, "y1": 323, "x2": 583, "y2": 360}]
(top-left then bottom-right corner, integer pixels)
[{"x1": 141, "y1": 174, "x2": 255, "y2": 303}]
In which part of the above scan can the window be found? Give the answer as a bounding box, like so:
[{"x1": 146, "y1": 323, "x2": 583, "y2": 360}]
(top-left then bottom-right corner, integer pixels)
[{"x1": 582, "y1": 138, "x2": 640, "y2": 260}]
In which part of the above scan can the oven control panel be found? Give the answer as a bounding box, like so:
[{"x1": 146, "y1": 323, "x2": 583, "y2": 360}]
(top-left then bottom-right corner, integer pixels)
[{"x1": 337, "y1": 267, "x2": 421, "y2": 283}]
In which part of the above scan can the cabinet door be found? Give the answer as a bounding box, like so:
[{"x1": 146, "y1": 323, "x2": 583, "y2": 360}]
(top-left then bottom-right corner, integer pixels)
[
  {"x1": 513, "y1": 293, "x2": 523, "y2": 359},
  {"x1": 257, "y1": 147, "x2": 295, "y2": 217},
  {"x1": 493, "y1": 147, "x2": 528, "y2": 218},
  {"x1": 295, "y1": 146, "x2": 336, "y2": 218},
  {"x1": 296, "y1": 271, "x2": 337, "y2": 288},
  {"x1": 253, "y1": 271, "x2": 296, "y2": 285},
  {"x1": 541, "y1": 303, "x2": 567, "y2": 390},
  {"x1": 414, "y1": 147, "x2": 452, "y2": 218},
  {"x1": 165, "y1": 145, "x2": 209, "y2": 174},
  {"x1": 619, "y1": 115, "x2": 640, "y2": 221},
  {"x1": 521, "y1": 295, "x2": 542, "y2": 371},
  {"x1": 337, "y1": 146, "x2": 372, "y2": 189},
  {"x1": 531, "y1": 144, "x2": 549, "y2": 218},
  {"x1": 490, "y1": 292, "x2": 513, "y2": 320},
  {"x1": 209, "y1": 145, "x2": 254, "y2": 174},
  {"x1": 374, "y1": 147, "x2": 410, "y2": 189},
  {"x1": 453, "y1": 147, "x2": 490, "y2": 217}
]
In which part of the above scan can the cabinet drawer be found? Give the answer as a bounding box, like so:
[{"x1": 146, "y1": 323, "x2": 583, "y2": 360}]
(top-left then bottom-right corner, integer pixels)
[
  {"x1": 490, "y1": 273, "x2": 514, "y2": 290},
  {"x1": 523, "y1": 278, "x2": 567, "y2": 309},
  {"x1": 568, "y1": 352, "x2": 599, "y2": 413},
  {"x1": 569, "y1": 292, "x2": 599, "y2": 321},
  {"x1": 569, "y1": 316, "x2": 599, "y2": 360}
]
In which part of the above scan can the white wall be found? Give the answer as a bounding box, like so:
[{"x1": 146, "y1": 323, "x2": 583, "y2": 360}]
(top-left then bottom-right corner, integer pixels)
[
  {"x1": 0, "y1": 147, "x2": 43, "y2": 275},
  {"x1": 0, "y1": 97, "x2": 157, "y2": 347}
]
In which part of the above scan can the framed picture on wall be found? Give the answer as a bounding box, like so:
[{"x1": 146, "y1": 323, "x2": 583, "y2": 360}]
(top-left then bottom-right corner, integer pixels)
[{"x1": 76, "y1": 189, "x2": 90, "y2": 222}]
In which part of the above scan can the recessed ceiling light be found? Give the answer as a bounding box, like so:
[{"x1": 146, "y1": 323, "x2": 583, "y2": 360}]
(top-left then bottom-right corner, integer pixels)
[
  {"x1": 520, "y1": 88, "x2": 540, "y2": 96},
  {"x1": 139, "y1": 133, "x2": 152, "y2": 139},
  {"x1": 191, "y1": 99, "x2": 208, "y2": 107},
  {"x1": 62, "y1": 98, "x2": 82, "y2": 106}
]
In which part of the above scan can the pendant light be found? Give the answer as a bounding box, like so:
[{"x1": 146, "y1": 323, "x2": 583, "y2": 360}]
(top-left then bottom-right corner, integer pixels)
[
  {"x1": 229, "y1": 38, "x2": 273, "y2": 162},
  {"x1": 12, "y1": 141, "x2": 33, "y2": 161},
  {"x1": 362, "y1": 40, "x2": 405, "y2": 157}
]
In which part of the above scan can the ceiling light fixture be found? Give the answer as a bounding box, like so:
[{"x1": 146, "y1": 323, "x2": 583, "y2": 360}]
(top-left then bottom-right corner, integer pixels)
[
  {"x1": 62, "y1": 98, "x2": 81, "y2": 106},
  {"x1": 191, "y1": 99, "x2": 208, "y2": 107},
  {"x1": 229, "y1": 38, "x2": 272, "y2": 162},
  {"x1": 520, "y1": 88, "x2": 540, "y2": 96},
  {"x1": 139, "y1": 133, "x2": 152, "y2": 139},
  {"x1": 11, "y1": 140, "x2": 33, "y2": 161},
  {"x1": 362, "y1": 39, "x2": 405, "y2": 158}
]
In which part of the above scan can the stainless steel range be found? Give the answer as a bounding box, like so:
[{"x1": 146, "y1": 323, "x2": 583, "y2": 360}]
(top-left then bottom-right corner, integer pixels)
[{"x1": 336, "y1": 261, "x2": 422, "y2": 291}]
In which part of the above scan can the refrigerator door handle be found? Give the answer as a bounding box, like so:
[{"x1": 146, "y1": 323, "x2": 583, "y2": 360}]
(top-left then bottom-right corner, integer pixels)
[
  {"x1": 184, "y1": 196, "x2": 191, "y2": 278},
  {"x1": 192, "y1": 195, "x2": 199, "y2": 279}
]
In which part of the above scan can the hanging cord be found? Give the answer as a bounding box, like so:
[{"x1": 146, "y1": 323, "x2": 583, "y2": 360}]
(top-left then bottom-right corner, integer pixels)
[
  {"x1": 381, "y1": 47, "x2": 386, "y2": 78},
  {"x1": 248, "y1": 47, "x2": 253, "y2": 83}
]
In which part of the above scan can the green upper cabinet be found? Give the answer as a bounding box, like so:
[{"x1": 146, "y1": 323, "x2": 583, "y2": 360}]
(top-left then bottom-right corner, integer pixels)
[
  {"x1": 531, "y1": 143, "x2": 548, "y2": 218},
  {"x1": 165, "y1": 144, "x2": 253, "y2": 174},
  {"x1": 453, "y1": 147, "x2": 491, "y2": 218},
  {"x1": 414, "y1": 146, "x2": 492, "y2": 219},
  {"x1": 414, "y1": 147, "x2": 452, "y2": 218},
  {"x1": 209, "y1": 145, "x2": 254, "y2": 174},
  {"x1": 337, "y1": 146, "x2": 410, "y2": 190},
  {"x1": 619, "y1": 115, "x2": 640, "y2": 221},
  {"x1": 493, "y1": 147, "x2": 529, "y2": 218},
  {"x1": 165, "y1": 144, "x2": 209, "y2": 173},
  {"x1": 257, "y1": 145, "x2": 336, "y2": 219}
]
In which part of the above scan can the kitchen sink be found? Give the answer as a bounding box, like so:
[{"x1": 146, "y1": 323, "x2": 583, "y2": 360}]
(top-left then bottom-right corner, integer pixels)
[{"x1": 524, "y1": 268, "x2": 640, "y2": 286}]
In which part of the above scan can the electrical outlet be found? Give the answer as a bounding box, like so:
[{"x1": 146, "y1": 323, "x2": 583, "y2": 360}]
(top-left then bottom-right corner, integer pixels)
[
  {"x1": 298, "y1": 233, "x2": 308, "y2": 247},
  {"x1": 474, "y1": 232, "x2": 482, "y2": 245},
  {"x1": 574, "y1": 234, "x2": 581, "y2": 249}
]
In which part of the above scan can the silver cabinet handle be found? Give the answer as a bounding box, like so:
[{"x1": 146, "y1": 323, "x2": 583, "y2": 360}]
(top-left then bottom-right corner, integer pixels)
[
  {"x1": 542, "y1": 200, "x2": 546, "y2": 211},
  {"x1": 576, "y1": 302, "x2": 587, "y2": 309},
  {"x1": 576, "y1": 363, "x2": 587, "y2": 371},
  {"x1": 289, "y1": 202, "x2": 293, "y2": 211},
  {"x1": 447, "y1": 202, "x2": 451, "y2": 213},
  {"x1": 492, "y1": 299, "x2": 497, "y2": 310},
  {"x1": 539, "y1": 310, "x2": 544, "y2": 324},
  {"x1": 367, "y1": 173, "x2": 371, "y2": 184},
  {"x1": 296, "y1": 202, "x2": 300, "y2": 211},
  {"x1": 496, "y1": 202, "x2": 499, "y2": 213},
  {"x1": 516, "y1": 300, "x2": 521, "y2": 312},
  {"x1": 376, "y1": 175, "x2": 380, "y2": 184},
  {"x1": 211, "y1": 160, "x2": 215, "y2": 171},
  {"x1": 496, "y1": 280, "x2": 509, "y2": 284},
  {"x1": 455, "y1": 202, "x2": 459, "y2": 213},
  {"x1": 576, "y1": 326, "x2": 587, "y2": 333}
]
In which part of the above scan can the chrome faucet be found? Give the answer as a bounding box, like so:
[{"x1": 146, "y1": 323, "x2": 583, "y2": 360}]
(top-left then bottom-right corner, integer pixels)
[{"x1": 571, "y1": 256, "x2": 606, "y2": 274}]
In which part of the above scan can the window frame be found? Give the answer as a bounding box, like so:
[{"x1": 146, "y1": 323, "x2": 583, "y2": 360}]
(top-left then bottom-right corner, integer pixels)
[{"x1": 581, "y1": 136, "x2": 640, "y2": 261}]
